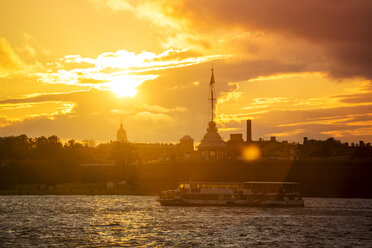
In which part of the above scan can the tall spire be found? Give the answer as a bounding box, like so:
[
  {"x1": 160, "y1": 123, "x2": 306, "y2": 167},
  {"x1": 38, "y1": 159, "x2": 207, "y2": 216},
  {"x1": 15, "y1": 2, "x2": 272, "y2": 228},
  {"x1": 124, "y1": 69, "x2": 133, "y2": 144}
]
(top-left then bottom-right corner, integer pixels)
[
  {"x1": 198, "y1": 68, "x2": 226, "y2": 161},
  {"x1": 210, "y1": 68, "x2": 215, "y2": 85},
  {"x1": 209, "y1": 68, "x2": 216, "y2": 122}
]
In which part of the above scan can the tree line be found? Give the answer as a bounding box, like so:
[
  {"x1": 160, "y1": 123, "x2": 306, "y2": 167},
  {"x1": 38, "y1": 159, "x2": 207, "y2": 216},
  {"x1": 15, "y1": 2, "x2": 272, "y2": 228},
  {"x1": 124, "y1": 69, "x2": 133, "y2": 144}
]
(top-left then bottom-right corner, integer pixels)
[
  {"x1": 0, "y1": 135, "x2": 137, "y2": 189},
  {"x1": 0, "y1": 135, "x2": 136, "y2": 165}
]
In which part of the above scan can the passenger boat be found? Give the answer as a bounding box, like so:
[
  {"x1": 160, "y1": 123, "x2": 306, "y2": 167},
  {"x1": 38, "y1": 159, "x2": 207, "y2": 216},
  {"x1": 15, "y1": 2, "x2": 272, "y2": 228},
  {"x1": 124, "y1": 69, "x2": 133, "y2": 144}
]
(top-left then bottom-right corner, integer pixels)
[{"x1": 158, "y1": 182, "x2": 304, "y2": 207}]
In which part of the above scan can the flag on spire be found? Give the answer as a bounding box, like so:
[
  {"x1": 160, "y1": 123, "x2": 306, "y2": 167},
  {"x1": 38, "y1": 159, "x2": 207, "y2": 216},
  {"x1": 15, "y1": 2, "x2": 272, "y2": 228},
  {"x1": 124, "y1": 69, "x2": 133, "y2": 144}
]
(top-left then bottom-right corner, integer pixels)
[{"x1": 210, "y1": 68, "x2": 215, "y2": 85}]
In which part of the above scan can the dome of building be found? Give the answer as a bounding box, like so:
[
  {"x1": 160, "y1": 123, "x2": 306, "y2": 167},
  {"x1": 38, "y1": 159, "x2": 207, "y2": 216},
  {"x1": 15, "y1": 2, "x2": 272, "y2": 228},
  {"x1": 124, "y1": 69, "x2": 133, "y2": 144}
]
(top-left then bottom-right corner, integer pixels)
[
  {"x1": 197, "y1": 121, "x2": 226, "y2": 160},
  {"x1": 198, "y1": 122, "x2": 226, "y2": 148},
  {"x1": 116, "y1": 122, "x2": 127, "y2": 142},
  {"x1": 198, "y1": 132, "x2": 226, "y2": 148},
  {"x1": 181, "y1": 135, "x2": 193, "y2": 141},
  {"x1": 179, "y1": 135, "x2": 194, "y2": 153}
]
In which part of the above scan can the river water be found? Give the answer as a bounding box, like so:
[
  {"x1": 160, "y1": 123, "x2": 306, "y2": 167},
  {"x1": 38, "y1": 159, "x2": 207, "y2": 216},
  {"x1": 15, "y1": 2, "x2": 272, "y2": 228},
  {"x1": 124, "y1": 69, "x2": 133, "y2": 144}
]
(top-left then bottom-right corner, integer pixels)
[{"x1": 0, "y1": 196, "x2": 371, "y2": 247}]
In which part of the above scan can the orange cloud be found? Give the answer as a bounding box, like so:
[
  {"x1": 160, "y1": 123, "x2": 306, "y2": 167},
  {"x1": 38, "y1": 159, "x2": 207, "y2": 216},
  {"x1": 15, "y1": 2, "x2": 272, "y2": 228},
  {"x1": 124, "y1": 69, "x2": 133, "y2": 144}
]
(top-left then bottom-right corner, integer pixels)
[
  {"x1": 36, "y1": 48, "x2": 225, "y2": 97},
  {"x1": 321, "y1": 127, "x2": 372, "y2": 138},
  {"x1": 0, "y1": 38, "x2": 26, "y2": 77},
  {"x1": 269, "y1": 129, "x2": 306, "y2": 137},
  {"x1": 0, "y1": 101, "x2": 75, "y2": 122}
]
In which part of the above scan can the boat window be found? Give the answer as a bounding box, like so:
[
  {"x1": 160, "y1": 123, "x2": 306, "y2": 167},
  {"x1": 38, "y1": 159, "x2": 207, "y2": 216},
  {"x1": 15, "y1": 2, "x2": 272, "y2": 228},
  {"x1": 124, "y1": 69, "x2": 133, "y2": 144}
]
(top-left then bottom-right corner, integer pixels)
[
  {"x1": 223, "y1": 195, "x2": 231, "y2": 200},
  {"x1": 243, "y1": 183, "x2": 251, "y2": 190},
  {"x1": 284, "y1": 185, "x2": 294, "y2": 193},
  {"x1": 267, "y1": 184, "x2": 276, "y2": 193},
  {"x1": 294, "y1": 185, "x2": 300, "y2": 192}
]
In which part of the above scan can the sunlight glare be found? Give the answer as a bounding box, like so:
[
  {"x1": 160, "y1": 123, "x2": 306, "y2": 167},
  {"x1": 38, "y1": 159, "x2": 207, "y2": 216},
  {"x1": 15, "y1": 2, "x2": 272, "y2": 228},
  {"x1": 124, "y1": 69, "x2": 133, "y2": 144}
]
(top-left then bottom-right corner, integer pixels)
[{"x1": 109, "y1": 78, "x2": 142, "y2": 98}]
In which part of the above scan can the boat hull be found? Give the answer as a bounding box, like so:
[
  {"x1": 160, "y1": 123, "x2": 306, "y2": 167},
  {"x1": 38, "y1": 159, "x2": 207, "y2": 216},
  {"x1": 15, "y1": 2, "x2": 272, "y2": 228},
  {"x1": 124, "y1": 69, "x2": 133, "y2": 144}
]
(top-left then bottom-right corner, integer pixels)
[
  {"x1": 158, "y1": 199, "x2": 304, "y2": 207},
  {"x1": 158, "y1": 181, "x2": 305, "y2": 207}
]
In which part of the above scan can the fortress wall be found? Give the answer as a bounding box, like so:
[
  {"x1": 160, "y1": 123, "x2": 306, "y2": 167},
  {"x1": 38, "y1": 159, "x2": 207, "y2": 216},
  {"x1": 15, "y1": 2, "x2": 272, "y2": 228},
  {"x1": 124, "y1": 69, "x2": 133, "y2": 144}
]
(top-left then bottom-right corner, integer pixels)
[{"x1": 135, "y1": 159, "x2": 372, "y2": 197}]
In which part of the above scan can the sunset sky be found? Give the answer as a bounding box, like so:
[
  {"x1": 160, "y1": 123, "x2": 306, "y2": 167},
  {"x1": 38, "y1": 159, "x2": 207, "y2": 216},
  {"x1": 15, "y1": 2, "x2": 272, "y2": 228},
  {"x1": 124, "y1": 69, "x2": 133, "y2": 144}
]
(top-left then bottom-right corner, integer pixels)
[{"x1": 1, "y1": 0, "x2": 371, "y2": 144}]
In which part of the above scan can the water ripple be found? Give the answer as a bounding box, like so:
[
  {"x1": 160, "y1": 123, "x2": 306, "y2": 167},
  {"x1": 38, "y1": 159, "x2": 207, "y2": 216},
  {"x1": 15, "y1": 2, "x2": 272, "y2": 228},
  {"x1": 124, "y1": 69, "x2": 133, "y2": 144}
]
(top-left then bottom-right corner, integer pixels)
[{"x1": 0, "y1": 196, "x2": 371, "y2": 247}]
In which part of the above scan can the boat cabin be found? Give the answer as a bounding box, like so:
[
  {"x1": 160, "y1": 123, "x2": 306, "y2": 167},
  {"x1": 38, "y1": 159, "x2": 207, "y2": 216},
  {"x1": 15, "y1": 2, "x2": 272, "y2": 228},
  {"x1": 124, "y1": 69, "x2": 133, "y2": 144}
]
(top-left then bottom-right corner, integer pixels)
[{"x1": 178, "y1": 182, "x2": 301, "y2": 194}]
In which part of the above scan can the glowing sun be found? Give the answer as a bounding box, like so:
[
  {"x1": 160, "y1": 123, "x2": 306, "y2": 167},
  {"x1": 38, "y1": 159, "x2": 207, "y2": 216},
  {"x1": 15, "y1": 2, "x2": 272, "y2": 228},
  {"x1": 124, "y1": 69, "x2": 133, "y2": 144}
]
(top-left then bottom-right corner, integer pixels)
[{"x1": 108, "y1": 77, "x2": 142, "y2": 98}]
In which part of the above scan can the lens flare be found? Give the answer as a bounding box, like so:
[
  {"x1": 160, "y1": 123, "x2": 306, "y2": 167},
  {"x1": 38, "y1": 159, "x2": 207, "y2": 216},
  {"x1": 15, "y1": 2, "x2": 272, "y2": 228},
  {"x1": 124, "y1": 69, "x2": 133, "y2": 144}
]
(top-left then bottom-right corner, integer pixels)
[{"x1": 242, "y1": 145, "x2": 261, "y2": 161}]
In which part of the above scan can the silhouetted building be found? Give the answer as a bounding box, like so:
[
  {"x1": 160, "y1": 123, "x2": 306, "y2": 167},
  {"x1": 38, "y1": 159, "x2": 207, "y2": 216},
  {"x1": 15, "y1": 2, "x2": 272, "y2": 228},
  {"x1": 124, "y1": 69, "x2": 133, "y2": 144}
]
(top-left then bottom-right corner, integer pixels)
[
  {"x1": 178, "y1": 135, "x2": 195, "y2": 160},
  {"x1": 226, "y1": 133, "x2": 245, "y2": 159},
  {"x1": 246, "y1": 119, "x2": 252, "y2": 142},
  {"x1": 230, "y1": 134, "x2": 244, "y2": 142},
  {"x1": 179, "y1": 135, "x2": 194, "y2": 151},
  {"x1": 197, "y1": 69, "x2": 227, "y2": 160},
  {"x1": 198, "y1": 121, "x2": 227, "y2": 160},
  {"x1": 134, "y1": 135, "x2": 196, "y2": 162},
  {"x1": 116, "y1": 122, "x2": 127, "y2": 142},
  {"x1": 256, "y1": 138, "x2": 295, "y2": 159},
  {"x1": 135, "y1": 143, "x2": 177, "y2": 162},
  {"x1": 298, "y1": 137, "x2": 357, "y2": 158}
]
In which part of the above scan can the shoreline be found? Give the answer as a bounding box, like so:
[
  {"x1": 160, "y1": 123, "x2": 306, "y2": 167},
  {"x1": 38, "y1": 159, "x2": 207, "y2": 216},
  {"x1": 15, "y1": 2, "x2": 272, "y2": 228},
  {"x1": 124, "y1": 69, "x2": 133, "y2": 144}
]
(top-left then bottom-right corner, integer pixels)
[
  {"x1": 0, "y1": 189, "x2": 141, "y2": 196},
  {"x1": 1, "y1": 190, "x2": 371, "y2": 199}
]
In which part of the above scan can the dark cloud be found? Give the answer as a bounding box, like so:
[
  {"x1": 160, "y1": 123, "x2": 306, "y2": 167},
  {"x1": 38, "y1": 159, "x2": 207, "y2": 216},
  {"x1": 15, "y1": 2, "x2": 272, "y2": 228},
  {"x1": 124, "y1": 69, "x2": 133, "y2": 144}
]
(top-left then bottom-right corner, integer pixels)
[
  {"x1": 336, "y1": 92, "x2": 372, "y2": 104},
  {"x1": 167, "y1": 0, "x2": 372, "y2": 78},
  {"x1": 179, "y1": 0, "x2": 371, "y2": 43}
]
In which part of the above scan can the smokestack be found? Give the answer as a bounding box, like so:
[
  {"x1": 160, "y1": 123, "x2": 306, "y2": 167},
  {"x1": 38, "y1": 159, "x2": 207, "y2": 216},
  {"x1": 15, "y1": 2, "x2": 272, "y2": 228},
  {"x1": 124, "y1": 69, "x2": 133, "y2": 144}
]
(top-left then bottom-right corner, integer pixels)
[{"x1": 246, "y1": 119, "x2": 252, "y2": 142}]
